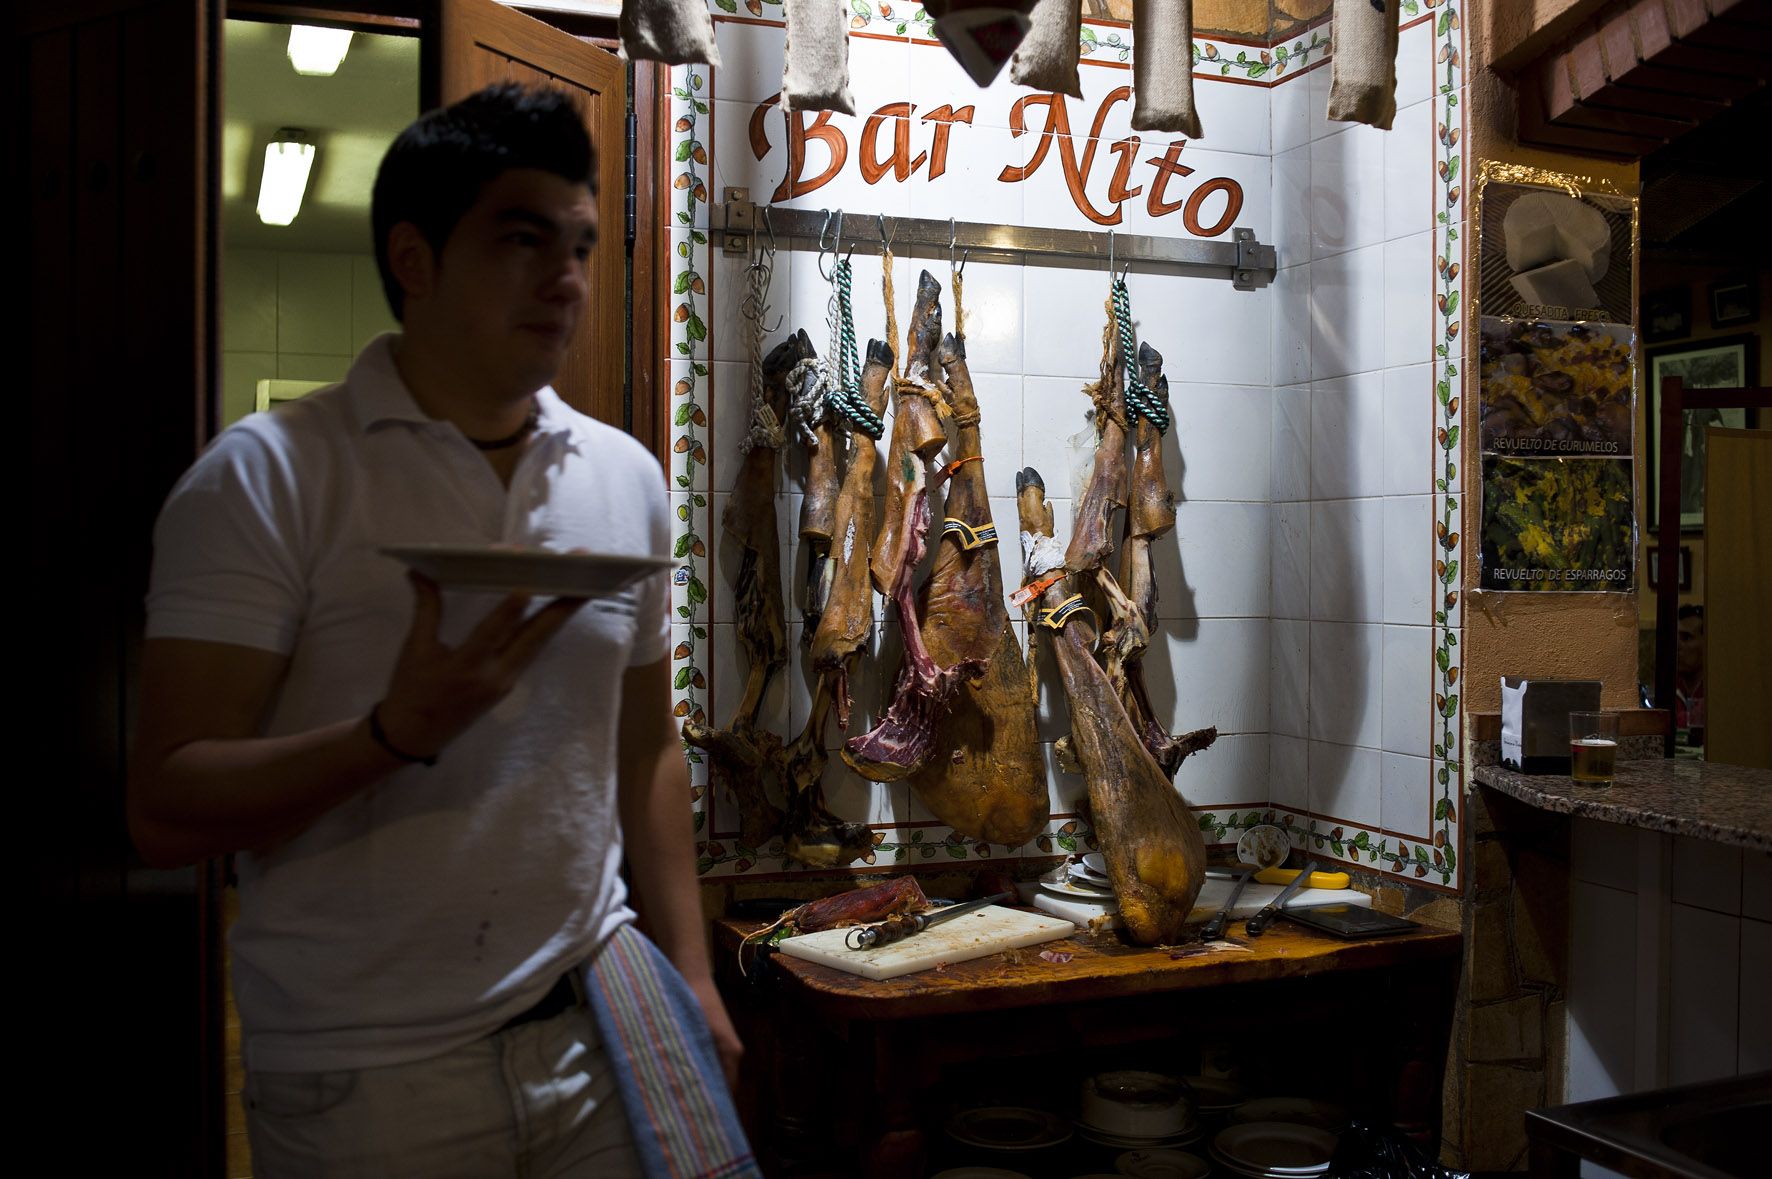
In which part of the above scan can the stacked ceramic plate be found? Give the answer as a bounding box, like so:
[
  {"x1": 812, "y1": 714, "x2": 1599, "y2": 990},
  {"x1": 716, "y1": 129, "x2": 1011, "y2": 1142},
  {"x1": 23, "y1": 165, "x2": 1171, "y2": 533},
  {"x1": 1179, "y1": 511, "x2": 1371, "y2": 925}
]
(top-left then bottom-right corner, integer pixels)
[
  {"x1": 1225, "y1": 1098, "x2": 1349, "y2": 1133},
  {"x1": 945, "y1": 1106, "x2": 1073, "y2": 1155},
  {"x1": 1178, "y1": 1075, "x2": 1249, "y2": 1122},
  {"x1": 1074, "y1": 1070, "x2": 1203, "y2": 1151},
  {"x1": 1207, "y1": 1122, "x2": 1339, "y2": 1178},
  {"x1": 1042, "y1": 855, "x2": 1121, "y2": 905}
]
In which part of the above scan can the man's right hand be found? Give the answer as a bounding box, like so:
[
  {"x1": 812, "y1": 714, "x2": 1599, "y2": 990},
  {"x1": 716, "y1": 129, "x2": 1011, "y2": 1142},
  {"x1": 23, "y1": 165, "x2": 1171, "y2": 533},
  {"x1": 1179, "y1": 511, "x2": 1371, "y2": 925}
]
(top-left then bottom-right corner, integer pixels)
[{"x1": 375, "y1": 573, "x2": 589, "y2": 761}]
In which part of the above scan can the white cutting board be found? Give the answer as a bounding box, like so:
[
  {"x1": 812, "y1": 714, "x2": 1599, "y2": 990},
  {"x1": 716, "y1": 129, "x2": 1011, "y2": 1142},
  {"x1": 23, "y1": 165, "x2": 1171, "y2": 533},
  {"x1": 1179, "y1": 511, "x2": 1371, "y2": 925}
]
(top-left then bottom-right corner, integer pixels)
[
  {"x1": 1016, "y1": 880, "x2": 1372, "y2": 931},
  {"x1": 777, "y1": 905, "x2": 1076, "y2": 980}
]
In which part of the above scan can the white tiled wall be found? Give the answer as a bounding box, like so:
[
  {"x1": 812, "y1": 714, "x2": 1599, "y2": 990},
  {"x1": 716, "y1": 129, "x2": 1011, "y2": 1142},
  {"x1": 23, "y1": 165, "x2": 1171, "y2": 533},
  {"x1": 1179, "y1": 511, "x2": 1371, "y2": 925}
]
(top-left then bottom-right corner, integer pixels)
[
  {"x1": 1267, "y1": 17, "x2": 1440, "y2": 846},
  {"x1": 221, "y1": 249, "x2": 397, "y2": 426},
  {"x1": 674, "y1": 9, "x2": 1453, "y2": 875},
  {"x1": 1567, "y1": 821, "x2": 1772, "y2": 1112}
]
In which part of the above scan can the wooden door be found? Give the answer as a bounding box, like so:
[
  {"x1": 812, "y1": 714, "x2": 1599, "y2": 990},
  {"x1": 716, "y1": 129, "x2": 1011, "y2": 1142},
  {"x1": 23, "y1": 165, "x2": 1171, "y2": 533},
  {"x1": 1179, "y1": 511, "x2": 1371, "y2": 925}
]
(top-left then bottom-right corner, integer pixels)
[
  {"x1": 423, "y1": 0, "x2": 627, "y2": 429},
  {"x1": 21, "y1": 0, "x2": 219, "y2": 1173}
]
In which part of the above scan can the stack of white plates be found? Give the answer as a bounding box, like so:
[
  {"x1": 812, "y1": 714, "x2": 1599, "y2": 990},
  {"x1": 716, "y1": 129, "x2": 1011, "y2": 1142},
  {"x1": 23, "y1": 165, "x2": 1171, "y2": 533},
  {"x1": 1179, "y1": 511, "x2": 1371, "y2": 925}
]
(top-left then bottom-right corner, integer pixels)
[
  {"x1": 1075, "y1": 1070, "x2": 1201, "y2": 1151},
  {"x1": 1043, "y1": 856, "x2": 1119, "y2": 904},
  {"x1": 945, "y1": 1106, "x2": 1072, "y2": 1154},
  {"x1": 1225, "y1": 1098, "x2": 1349, "y2": 1133},
  {"x1": 1208, "y1": 1122, "x2": 1338, "y2": 1178},
  {"x1": 1179, "y1": 1075, "x2": 1249, "y2": 1118}
]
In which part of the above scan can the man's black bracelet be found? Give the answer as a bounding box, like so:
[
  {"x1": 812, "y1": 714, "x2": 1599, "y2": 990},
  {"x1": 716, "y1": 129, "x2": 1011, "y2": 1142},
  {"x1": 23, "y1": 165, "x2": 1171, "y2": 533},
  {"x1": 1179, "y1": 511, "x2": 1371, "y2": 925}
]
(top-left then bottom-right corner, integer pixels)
[{"x1": 368, "y1": 703, "x2": 437, "y2": 767}]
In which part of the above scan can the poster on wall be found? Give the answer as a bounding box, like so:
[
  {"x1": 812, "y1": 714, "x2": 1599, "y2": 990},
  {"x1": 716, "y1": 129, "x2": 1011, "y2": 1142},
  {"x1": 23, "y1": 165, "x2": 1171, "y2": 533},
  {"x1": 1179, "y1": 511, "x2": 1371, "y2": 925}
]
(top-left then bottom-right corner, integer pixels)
[
  {"x1": 1473, "y1": 163, "x2": 1640, "y2": 592},
  {"x1": 1479, "y1": 456, "x2": 1636, "y2": 592},
  {"x1": 1477, "y1": 178, "x2": 1635, "y2": 326}
]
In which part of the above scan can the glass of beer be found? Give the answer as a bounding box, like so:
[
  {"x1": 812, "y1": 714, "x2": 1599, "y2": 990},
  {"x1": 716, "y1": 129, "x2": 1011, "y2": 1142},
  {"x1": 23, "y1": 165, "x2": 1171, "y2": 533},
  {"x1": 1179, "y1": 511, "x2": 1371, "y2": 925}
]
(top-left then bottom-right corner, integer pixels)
[{"x1": 1569, "y1": 712, "x2": 1619, "y2": 784}]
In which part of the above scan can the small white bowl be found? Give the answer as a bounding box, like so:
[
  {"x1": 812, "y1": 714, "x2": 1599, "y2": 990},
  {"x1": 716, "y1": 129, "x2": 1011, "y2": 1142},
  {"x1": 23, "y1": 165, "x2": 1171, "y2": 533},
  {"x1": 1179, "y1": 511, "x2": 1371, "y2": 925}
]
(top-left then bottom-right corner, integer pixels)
[{"x1": 1080, "y1": 1071, "x2": 1196, "y2": 1140}]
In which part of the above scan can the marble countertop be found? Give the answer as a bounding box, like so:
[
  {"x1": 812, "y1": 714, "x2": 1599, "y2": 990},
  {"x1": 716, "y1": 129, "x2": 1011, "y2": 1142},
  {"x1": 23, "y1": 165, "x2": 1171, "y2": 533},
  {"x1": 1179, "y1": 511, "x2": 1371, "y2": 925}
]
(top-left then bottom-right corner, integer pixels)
[{"x1": 1474, "y1": 760, "x2": 1772, "y2": 850}]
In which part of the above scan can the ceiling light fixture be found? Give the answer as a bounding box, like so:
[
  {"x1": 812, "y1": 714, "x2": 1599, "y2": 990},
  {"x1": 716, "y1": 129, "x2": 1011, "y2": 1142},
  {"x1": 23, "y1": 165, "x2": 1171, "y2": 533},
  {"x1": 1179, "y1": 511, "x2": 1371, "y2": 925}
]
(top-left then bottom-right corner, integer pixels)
[
  {"x1": 287, "y1": 25, "x2": 353, "y2": 76},
  {"x1": 257, "y1": 132, "x2": 316, "y2": 227}
]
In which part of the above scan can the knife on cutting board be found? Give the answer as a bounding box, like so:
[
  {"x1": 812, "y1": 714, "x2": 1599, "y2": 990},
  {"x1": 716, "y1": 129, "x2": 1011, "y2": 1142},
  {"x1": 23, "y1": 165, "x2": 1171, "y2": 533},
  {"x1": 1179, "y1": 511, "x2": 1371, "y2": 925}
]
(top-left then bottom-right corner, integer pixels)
[
  {"x1": 844, "y1": 892, "x2": 1013, "y2": 950},
  {"x1": 1245, "y1": 859, "x2": 1321, "y2": 936}
]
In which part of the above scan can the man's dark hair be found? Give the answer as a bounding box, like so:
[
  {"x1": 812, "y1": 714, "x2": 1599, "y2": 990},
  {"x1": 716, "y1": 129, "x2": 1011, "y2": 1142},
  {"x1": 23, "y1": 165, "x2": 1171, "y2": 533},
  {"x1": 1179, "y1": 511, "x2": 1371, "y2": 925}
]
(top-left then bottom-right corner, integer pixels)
[{"x1": 371, "y1": 82, "x2": 596, "y2": 320}]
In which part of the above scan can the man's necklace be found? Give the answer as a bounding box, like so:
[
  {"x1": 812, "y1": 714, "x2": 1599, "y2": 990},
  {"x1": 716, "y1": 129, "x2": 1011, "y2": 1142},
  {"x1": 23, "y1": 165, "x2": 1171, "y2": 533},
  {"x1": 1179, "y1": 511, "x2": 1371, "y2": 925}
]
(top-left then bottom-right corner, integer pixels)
[{"x1": 465, "y1": 401, "x2": 540, "y2": 451}]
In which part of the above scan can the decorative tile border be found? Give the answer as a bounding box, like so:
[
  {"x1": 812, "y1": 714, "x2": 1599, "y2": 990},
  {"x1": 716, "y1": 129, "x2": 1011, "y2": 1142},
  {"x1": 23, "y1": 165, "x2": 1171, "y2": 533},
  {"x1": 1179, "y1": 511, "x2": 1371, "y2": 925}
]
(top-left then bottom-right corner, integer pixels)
[{"x1": 1425, "y1": 0, "x2": 1466, "y2": 890}]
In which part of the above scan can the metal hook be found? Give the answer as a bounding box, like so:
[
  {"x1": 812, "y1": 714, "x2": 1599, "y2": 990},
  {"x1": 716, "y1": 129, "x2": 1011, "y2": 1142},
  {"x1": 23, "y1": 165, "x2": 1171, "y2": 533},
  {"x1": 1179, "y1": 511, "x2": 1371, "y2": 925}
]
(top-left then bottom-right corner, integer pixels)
[
  {"x1": 949, "y1": 217, "x2": 968, "y2": 277},
  {"x1": 1107, "y1": 229, "x2": 1115, "y2": 286},
  {"x1": 877, "y1": 213, "x2": 894, "y2": 252},
  {"x1": 818, "y1": 208, "x2": 843, "y2": 282},
  {"x1": 761, "y1": 205, "x2": 777, "y2": 259}
]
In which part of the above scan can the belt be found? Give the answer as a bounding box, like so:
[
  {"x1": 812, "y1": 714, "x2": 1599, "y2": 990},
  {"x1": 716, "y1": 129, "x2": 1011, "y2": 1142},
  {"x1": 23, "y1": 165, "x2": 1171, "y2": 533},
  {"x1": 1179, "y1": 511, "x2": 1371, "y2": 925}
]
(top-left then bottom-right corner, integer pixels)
[{"x1": 498, "y1": 972, "x2": 581, "y2": 1033}]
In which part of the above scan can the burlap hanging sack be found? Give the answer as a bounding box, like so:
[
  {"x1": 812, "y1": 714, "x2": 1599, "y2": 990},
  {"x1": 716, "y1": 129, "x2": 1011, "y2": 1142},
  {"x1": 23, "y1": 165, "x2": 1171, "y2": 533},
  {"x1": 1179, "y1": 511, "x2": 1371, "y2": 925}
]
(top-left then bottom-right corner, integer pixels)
[
  {"x1": 782, "y1": 0, "x2": 856, "y2": 115},
  {"x1": 1131, "y1": 0, "x2": 1202, "y2": 138},
  {"x1": 1010, "y1": 0, "x2": 1082, "y2": 98},
  {"x1": 1327, "y1": 0, "x2": 1401, "y2": 129},
  {"x1": 619, "y1": 0, "x2": 722, "y2": 67}
]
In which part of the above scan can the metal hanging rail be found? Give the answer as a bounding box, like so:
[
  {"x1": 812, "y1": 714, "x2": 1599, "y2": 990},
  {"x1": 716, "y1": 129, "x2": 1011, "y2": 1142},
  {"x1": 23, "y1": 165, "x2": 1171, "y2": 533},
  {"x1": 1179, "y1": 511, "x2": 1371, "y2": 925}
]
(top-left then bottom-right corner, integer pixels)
[{"x1": 713, "y1": 187, "x2": 1279, "y2": 291}]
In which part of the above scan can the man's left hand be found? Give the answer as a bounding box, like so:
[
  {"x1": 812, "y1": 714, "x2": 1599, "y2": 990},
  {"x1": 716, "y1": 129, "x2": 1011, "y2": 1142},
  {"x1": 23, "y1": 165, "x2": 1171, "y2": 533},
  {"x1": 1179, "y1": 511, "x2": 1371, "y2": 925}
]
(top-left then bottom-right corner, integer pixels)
[{"x1": 686, "y1": 973, "x2": 743, "y2": 1089}]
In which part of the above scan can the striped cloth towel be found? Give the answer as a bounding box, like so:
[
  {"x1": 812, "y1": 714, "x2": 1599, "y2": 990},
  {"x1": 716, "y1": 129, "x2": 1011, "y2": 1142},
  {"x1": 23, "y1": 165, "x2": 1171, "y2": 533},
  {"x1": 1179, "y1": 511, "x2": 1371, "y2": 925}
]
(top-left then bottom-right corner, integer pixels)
[{"x1": 580, "y1": 924, "x2": 760, "y2": 1179}]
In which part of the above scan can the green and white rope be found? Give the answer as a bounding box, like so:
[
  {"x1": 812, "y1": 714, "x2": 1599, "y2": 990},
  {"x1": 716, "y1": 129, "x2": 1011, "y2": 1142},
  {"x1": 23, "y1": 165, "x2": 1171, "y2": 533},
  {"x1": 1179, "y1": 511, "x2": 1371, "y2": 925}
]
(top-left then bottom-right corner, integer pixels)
[
  {"x1": 827, "y1": 257, "x2": 884, "y2": 439},
  {"x1": 1112, "y1": 278, "x2": 1169, "y2": 434}
]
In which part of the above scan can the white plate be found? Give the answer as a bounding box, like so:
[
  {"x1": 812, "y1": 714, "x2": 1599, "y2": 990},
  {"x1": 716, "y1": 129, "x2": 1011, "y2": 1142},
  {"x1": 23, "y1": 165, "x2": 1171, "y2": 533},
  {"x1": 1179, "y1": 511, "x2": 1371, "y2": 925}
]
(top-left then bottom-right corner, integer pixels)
[
  {"x1": 1068, "y1": 863, "x2": 1112, "y2": 885},
  {"x1": 1212, "y1": 1122, "x2": 1338, "y2": 1174},
  {"x1": 930, "y1": 1169, "x2": 1033, "y2": 1179},
  {"x1": 1075, "y1": 1123, "x2": 1203, "y2": 1151},
  {"x1": 1179, "y1": 1075, "x2": 1249, "y2": 1112},
  {"x1": 381, "y1": 545, "x2": 674, "y2": 598},
  {"x1": 1042, "y1": 879, "x2": 1118, "y2": 902},
  {"x1": 1236, "y1": 824, "x2": 1291, "y2": 870},
  {"x1": 1114, "y1": 1148, "x2": 1212, "y2": 1179},
  {"x1": 1226, "y1": 1098, "x2": 1348, "y2": 1132},
  {"x1": 945, "y1": 1106, "x2": 1072, "y2": 1151},
  {"x1": 1082, "y1": 852, "x2": 1109, "y2": 876}
]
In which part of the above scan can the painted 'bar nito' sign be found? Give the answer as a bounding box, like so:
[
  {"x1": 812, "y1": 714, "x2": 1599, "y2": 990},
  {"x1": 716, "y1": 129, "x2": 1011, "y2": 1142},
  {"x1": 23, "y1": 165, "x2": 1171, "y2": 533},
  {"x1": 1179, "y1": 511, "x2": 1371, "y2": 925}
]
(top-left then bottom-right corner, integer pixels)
[{"x1": 747, "y1": 88, "x2": 1247, "y2": 234}]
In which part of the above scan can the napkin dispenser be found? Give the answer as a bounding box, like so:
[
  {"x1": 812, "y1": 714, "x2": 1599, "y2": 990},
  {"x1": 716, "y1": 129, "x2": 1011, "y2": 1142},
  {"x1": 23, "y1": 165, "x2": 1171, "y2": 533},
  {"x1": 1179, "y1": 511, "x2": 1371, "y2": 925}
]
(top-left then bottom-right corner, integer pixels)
[{"x1": 1500, "y1": 677, "x2": 1601, "y2": 773}]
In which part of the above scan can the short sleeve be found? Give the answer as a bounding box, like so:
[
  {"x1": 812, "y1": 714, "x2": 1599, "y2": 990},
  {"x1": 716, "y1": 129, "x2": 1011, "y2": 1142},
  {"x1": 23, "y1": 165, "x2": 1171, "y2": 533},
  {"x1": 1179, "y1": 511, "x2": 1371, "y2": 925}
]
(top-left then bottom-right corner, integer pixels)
[
  {"x1": 627, "y1": 447, "x2": 672, "y2": 668},
  {"x1": 145, "y1": 423, "x2": 308, "y2": 654}
]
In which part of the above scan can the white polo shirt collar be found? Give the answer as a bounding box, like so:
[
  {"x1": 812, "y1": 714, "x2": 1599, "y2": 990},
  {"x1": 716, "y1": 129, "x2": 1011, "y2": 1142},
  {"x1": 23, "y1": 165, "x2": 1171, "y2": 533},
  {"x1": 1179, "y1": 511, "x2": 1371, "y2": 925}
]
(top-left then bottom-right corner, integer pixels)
[{"x1": 348, "y1": 332, "x2": 582, "y2": 452}]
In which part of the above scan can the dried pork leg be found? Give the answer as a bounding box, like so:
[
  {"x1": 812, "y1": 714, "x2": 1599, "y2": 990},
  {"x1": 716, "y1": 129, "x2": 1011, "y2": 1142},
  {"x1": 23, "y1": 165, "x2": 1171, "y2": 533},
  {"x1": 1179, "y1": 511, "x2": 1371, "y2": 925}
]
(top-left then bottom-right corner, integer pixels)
[
  {"x1": 681, "y1": 334, "x2": 806, "y2": 848},
  {"x1": 1100, "y1": 342, "x2": 1216, "y2": 777},
  {"x1": 1064, "y1": 315, "x2": 1130, "y2": 576},
  {"x1": 868, "y1": 271, "x2": 948, "y2": 597},
  {"x1": 1018, "y1": 471, "x2": 1206, "y2": 945},
  {"x1": 904, "y1": 332, "x2": 1047, "y2": 844},
  {"x1": 808, "y1": 339, "x2": 894, "y2": 728},
  {"x1": 779, "y1": 679, "x2": 874, "y2": 868},
  {"x1": 797, "y1": 333, "x2": 842, "y2": 634},
  {"x1": 845, "y1": 273, "x2": 984, "y2": 781}
]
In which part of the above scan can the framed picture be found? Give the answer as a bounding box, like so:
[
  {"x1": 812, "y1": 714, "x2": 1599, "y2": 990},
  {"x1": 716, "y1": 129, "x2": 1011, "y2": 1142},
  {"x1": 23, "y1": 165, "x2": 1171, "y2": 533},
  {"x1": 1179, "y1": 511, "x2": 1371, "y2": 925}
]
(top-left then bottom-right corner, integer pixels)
[
  {"x1": 1646, "y1": 335, "x2": 1760, "y2": 531},
  {"x1": 1647, "y1": 545, "x2": 1692, "y2": 592},
  {"x1": 1643, "y1": 285, "x2": 1691, "y2": 343},
  {"x1": 1708, "y1": 275, "x2": 1758, "y2": 329}
]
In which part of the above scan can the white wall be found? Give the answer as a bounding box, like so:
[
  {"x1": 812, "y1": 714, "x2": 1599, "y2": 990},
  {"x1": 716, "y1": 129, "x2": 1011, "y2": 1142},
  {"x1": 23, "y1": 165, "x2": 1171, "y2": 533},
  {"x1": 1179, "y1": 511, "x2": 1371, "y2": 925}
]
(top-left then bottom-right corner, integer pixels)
[
  {"x1": 1267, "y1": 19, "x2": 1447, "y2": 858},
  {"x1": 1567, "y1": 819, "x2": 1771, "y2": 1129},
  {"x1": 221, "y1": 249, "x2": 397, "y2": 426}
]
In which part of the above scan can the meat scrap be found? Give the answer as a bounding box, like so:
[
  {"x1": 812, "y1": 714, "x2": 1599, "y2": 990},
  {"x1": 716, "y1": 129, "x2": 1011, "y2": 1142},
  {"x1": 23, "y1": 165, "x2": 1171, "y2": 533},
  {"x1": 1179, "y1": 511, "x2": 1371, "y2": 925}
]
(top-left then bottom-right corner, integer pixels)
[
  {"x1": 681, "y1": 334, "x2": 805, "y2": 850},
  {"x1": 740, "y1": 875, "x2": 932, "y2": 971}
]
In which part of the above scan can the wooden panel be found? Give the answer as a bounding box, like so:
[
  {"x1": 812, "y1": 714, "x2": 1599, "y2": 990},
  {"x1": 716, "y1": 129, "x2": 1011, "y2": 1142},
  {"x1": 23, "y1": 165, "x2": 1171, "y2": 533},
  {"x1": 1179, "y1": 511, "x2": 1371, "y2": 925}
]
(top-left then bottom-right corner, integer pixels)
[
  {"x1": 1705, "y1": 429, "x2": 1772, "y2": 769},
  {"x1": 630, "y1": 60, "x2": 668, "y2": 458},
  {"x1": 426, "y1": 0, "x2": 627, "y2": 430}
]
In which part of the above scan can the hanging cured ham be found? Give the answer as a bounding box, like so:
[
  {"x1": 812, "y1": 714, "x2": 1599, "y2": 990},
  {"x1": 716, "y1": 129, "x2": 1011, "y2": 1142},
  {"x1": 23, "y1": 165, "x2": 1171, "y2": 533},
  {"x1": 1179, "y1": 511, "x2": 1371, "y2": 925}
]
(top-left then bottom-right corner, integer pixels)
[{"x1": 1016, "y1": 307, "x2": 1211, "y2": 945}]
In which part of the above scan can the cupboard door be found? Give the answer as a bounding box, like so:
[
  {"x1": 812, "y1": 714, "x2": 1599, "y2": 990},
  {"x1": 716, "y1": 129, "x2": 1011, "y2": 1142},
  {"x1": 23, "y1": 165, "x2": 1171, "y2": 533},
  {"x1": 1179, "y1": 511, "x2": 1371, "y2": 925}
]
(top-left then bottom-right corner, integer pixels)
[{"x1": 424, "y1": 0, "x2": 627, "y2": 429}]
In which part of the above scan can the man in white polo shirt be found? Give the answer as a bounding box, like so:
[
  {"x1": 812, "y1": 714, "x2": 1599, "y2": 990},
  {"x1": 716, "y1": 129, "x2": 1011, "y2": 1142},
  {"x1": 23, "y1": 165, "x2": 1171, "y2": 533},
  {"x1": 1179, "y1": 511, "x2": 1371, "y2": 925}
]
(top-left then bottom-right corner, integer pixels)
[{"x1": 128, "y1": 84, "x2": 743, "y2": 1176}]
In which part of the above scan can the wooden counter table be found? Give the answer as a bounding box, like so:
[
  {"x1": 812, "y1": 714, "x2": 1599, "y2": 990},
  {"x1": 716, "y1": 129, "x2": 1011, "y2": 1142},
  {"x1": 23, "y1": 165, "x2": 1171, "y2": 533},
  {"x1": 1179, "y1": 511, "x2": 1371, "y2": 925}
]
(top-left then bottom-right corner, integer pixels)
[{"x1": 713, "y1": 910, "x2": 1462, "y2": 1178}]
